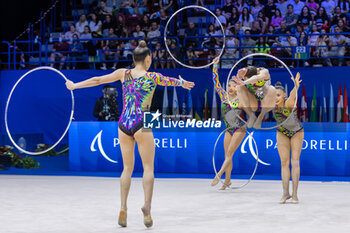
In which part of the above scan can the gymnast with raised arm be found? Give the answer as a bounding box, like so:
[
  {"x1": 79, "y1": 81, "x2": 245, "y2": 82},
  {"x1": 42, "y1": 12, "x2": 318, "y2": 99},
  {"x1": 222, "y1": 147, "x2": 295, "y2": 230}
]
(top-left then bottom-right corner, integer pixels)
[{"x1": 65, "y1": 40, "x2": 195, "y2": 228}]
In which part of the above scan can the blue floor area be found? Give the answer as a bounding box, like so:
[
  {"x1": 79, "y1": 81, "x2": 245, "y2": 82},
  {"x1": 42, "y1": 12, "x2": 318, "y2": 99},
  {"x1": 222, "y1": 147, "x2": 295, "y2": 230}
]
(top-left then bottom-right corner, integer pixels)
[{"x1": 1, "y1": 167, "x2": 350, "y2": 182}]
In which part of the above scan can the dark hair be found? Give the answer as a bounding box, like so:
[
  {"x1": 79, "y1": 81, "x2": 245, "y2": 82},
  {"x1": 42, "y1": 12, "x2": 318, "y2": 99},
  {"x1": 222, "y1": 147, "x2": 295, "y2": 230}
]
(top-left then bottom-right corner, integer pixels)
[
  {"x1": 245, "y1": 66, "x2": 258, "y2": 78},
  {"x1": 275, "y1": 81, "x2": 285, "y2": 92},
  {"x1": 133, "y1": 40, "x2": 151, "y2": 63},
  {"x1": 103, "y1": 84, "x2": 113, "y2": 90}
]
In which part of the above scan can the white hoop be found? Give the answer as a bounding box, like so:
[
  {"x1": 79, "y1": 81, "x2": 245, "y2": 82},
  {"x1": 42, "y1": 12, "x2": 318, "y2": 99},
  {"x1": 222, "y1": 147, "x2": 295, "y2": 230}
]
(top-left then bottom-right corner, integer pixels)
[
  {"x1": 226, "y1": 53, "x2": 297, "y2": 130},
  {"x1": 164, "y1": 5, "x2": 226, "y2": 69},
  {"x1": 212, "y1": 127, "x2": 259, "y2": 189},
  {"x1": 5, "y1": 66, "x2": 75, "y2": 155}
]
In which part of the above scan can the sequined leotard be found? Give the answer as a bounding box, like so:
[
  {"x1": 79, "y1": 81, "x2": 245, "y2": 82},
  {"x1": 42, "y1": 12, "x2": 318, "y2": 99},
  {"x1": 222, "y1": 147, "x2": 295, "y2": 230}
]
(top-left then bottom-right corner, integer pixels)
[
  {"x1": 273, "y1": 105, "x2": 303, "y2": 138},
  {"x1": 119, "y1": 70, "x2": 183, "y2": 136},
  {"x1": 213, "y1": 64, "x2": 244, "y2": 135}
]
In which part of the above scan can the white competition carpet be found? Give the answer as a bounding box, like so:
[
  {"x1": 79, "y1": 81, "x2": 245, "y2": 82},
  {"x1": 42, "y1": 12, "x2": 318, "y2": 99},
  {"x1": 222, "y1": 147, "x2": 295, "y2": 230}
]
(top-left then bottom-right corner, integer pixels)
[{"x1": 1, "y1": 175, "x2": 350, "y2": 233}]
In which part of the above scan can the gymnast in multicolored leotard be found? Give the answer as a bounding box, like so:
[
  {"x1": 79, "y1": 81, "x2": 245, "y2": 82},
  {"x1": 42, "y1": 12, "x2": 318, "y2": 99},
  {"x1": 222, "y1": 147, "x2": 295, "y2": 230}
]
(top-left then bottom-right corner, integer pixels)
[
  {"x1": 210, "y1": 57, "x2": 246, "y2": 190},
  {"x1": 65, "y1": 41, "x2": 195, "y2": 228},
  {"x1": 273, "y1": 73, "x2": 303, "y2": 204}
]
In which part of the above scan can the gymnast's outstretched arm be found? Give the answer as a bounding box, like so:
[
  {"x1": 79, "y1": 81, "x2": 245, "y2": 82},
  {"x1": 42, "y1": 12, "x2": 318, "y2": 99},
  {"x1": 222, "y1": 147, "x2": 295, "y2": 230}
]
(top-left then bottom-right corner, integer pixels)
[
  {"x1": 149, "y1": 72, "x2": 195, "y2": 90},
  {"x1": 285, "y1": 72, "x2": 302, "y2": 109},
  {"x1": 212, "y1": 57, "x2": 227, "y2": 102},
  {"x1": 65, "y1": 68, "x2": 127, "y2": 90}
]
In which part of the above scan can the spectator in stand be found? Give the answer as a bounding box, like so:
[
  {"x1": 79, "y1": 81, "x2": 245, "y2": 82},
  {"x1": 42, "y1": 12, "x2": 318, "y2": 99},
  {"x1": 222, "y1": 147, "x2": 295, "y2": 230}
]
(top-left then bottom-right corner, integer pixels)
[
  {"x1": 76, "y1": 14, "x2": 89, "y2": 34},
  {"x1": 251, "y1": 21, "x2": 262, "y2": 39},
  {"x1": 276, "y1": 29, "x2": 297, "y2": 66},
  {"x1": 152, "y1": 42, "x2": 166, "y2": 69},
  {"x1": 150, "y1": 8, "x2": 169, "y2": 28},
  {"x1": 315, "y1": 7, "x2": 330, "y2": 30},
  {"x1": 88, "y1": 1, "x2": 101, "y2": 20},
  {"x1": 99, "y1": 0, "x2": 113, "y2": 19},
  {"x1": 331, "y1": 7, "x2": 347, "y2": 26},
  {"x1": 324, "y1": 26, "x2": 346, "y2": 66},
  {"x1": 277, "y1": 0, "x2": 289, "y2": 16},
  {"x1": 120, "y1": 0, "x2": 134, "y2": 15},
  {"x1": 264, "y1": 0, "x2": 277, "y2": 19},
  {"x1": 101, "y1": 27, "x2": 119, "y2": 70},
  {"x1": 251, "y1": 0, "x2": 264, "y2": 19},
  {"x1": 140, "y1": 15, "x2": 151, "y2": 33},
  {"x1": 133, "y1": 24, "x2": 146, "y2": 39},
  {"x1": 86, "y1": 31, "x2": 102, "y2": 69},
  {"x1": 298, "y1": 31, "x2": 307, "y2": 46},
  {"x1": 322, "y1": 0, "x2": 336, "y2": 18},
  {"x1": 65, "y1": 24, "x2": 80, "y2": 43},
  {"x1": 290, "y1": 0, "x2": 304, "y2": 15},
  {"x1": 338, "y1": 0, "x2": 350, "y2": 15},
  {"x1": 221, "y1": 29, "x2": 239, "y2": 68},
  {"x1": 50, "y1": 34, "x2": 69, "y2": 69},
  {"x1": 241, "y1": 29, "x2": 256, "y2": 66},
  {"x1": 215, "y1": 8, "x2": 227, "y2": 28},
  {"x1": 80, "y1": 25, "x2": 92, "y2": 42},
  {"x1": 115, "y1": 14, "x2": 126, "y2": 36},
  {"x1": 295, "y1": 24, "x2": 305, "y2": 38},
  {"x1": 233, "y1": 22, "x2": 245, "y2": 35},
  {"x1": 239, "y1": 7, "x2": 254, "y2": 30},
  {"x1": 257, "y1": 10, "x2": 269, "y2": 33},
  {"x1": 307, "y1": 0, "x2": 319, "y2": 15},
  {"x1": 267, "y1": 25, "x2": 278, "y2": 45},
  {"x1": 228, "y1": 7, "x2": 240, "y2": 26},
  {"x1": 66, "y1": 34, "x2": 84, "y2": 70},
  {"x1": 276, "y1": 20, "x2": 288, "y2": 34},
  {"x1": 160, "y1": 0, "x2": 174, "y2": 13},
  {"x1": 298, "y1": 6, "x2": 313, "y2": 29},
  {"x1": 315, "y1": 28, "x2": 330, "y2": 61},
  {"x1": 186, "y1": 44, "x2": 198, "y2": 66},
  {"x1": 223, "y1": 0, "x2": 235, "y2": 19},
  {"x1": 285, "y1": 4, "x2": 299, "y2": 31},
  {"x1": 89, "y1": 13, "x2": 102, "y2": 34},
  {"x1": 308, "y1": 24, "x2": 320, "y2": 62},
  {"x1": 254, "y1": 37, "x2": 270, "y2": 67},
  {"x1": 271, "y1": 8, "x2": 284, "y2": 28},
  {"x1": 202, "y1": 24, "x2": 218, "y2": 47},
  {"x1": 332, "y1": 18, "x2": 350, "y2": 32},
  {"x1": 134, "y1": 0, "x2": 148, "y2": 15},
  {"x1": 147, "y1": 22, "x2": 161, "y2": 47},
  {"x1": 102, "y1": 15, "x2": 115, "y2": 37},
  {"x1": 235, "y1": 0, "x2": 249, "y2": 14},
  {"x1": 167, "y1": 42, "x2": 178, "y2": 68},
  {"x1": 185, "y1": 21, "x2": 199, "y2": 47}
]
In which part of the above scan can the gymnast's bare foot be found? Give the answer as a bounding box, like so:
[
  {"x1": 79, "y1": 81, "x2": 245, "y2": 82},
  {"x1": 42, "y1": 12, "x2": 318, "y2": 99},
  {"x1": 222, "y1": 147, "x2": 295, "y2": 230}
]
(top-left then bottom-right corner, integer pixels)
[
  {"x1": 253, "y1": 118, "x2": 262, "y2": 129},
  {"x1": 247, "y1": 113, "x2": 257, "y2": 128},
  {"x1": 141, "y1": 205, "x2": 153, "y2": 228},
  {"x1": 279, "y1": 194, "x2": 292, "y2": 204},
  {"x1": 118, "y1": 209, "x2": 127, "y2": 227},
  {"x1": 291, "y1": 195, "x2": 299, "y2": 204}
]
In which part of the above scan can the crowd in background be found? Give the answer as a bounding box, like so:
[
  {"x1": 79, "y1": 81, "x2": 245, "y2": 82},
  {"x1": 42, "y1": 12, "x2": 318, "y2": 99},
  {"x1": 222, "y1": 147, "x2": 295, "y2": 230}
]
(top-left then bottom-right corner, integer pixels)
[{"x1": 47, "y1": 0, "x2": 350, "y2": 69}]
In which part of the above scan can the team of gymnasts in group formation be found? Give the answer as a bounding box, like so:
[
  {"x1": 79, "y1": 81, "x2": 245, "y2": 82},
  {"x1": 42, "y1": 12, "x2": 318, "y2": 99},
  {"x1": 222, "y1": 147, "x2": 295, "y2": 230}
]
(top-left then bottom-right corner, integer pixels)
[{"x1": 65, "y1": 40, "x2": 304, "y2": 228}]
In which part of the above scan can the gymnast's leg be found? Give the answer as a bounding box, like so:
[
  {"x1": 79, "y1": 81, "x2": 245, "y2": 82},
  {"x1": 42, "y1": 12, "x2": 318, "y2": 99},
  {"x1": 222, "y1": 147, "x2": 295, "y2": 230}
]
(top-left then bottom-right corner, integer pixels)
[
  {"x1": 118, "y1": 128, "x2": 136, "y2": 227},
  {"x1": 277, "y1": 131, "x2": 292, "y2": 204},
  {"x1": 134, "y1": 129, "x2": 155, "y2": 228},
  {"x1": 254, "y1": 85, "x2": 276, "y2": 129},
  {"x1": 236, "y1": 85, "x2": 258, "y2": 128},
  {"x1": 290, "y1": 130, "x2": 304, "y2": 203}
]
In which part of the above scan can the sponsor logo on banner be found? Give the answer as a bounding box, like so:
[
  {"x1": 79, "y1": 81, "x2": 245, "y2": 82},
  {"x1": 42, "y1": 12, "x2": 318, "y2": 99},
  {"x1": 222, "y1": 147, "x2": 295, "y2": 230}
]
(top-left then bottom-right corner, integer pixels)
[
  {"x1": 266, "y1": 139, "x2": 348, "y2": 151},
  {"x1": 90, "y1": 130, "x2": 118, "y2": 163},
  {"x1": 143, "y1": 111, "x2": 222, "y2": 129},
  {"x1": 240, "y1": 132, "x2": 271, "y2": 166}
]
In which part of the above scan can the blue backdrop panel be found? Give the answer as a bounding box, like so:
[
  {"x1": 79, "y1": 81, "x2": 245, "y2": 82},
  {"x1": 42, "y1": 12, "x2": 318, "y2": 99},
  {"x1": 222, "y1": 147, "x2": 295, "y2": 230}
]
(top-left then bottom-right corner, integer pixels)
[
  {"x1": 69, "y1": 122, "x2": 350, "y2": 176},
  {"x1": 1, "y1": 67, "x2": 349, "y2": 148}
]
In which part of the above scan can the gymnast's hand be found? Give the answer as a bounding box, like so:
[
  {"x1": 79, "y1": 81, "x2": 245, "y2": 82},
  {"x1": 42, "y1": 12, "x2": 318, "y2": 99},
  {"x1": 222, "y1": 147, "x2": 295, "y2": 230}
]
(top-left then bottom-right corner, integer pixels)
[
  {"x1": 179, "y1": 76, "x2": 195, "y2": 90},
  {"x1": 213, "y1": 57, "x2": 220, "y2": 65},
  {"x1": 232, "y1": 76, "x2": 245, "y2": 87},
  {"x1": 294, "y1": 72, "x2": 301, "y2": 89},
  {"x1": 65, "y1": 80, "x2": 76, "y2": 91},
  {"x1": 237, "y1": 68, "x2": 247, "y2": 79}
]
